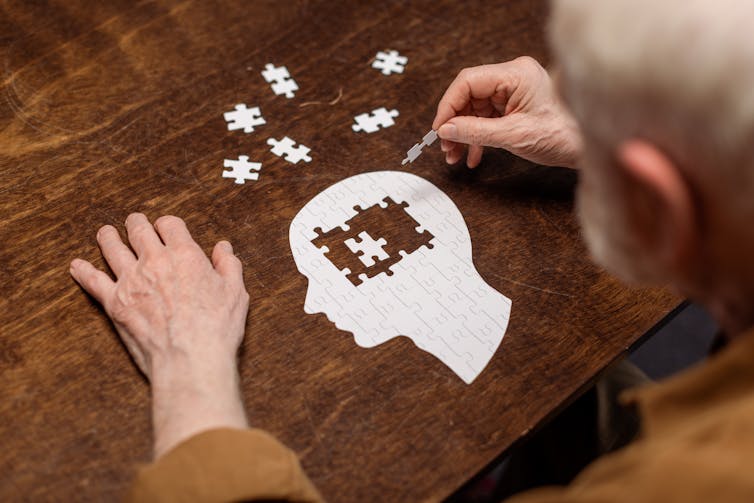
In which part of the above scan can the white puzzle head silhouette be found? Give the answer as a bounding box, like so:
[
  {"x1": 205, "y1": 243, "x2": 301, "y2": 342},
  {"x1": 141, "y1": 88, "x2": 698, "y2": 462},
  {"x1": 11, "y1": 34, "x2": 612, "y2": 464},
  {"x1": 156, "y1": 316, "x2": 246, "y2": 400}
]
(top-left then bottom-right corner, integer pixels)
[{"x1": 289, "y1": 171, "x2": 511, "y2": 384}]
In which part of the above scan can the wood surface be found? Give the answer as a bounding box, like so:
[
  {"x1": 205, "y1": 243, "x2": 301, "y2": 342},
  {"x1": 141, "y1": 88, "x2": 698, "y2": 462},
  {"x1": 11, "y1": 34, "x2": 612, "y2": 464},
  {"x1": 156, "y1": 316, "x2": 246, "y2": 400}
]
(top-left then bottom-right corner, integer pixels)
[{"x1": 0, "y1": 1, "x2": 680, "y2": 501}]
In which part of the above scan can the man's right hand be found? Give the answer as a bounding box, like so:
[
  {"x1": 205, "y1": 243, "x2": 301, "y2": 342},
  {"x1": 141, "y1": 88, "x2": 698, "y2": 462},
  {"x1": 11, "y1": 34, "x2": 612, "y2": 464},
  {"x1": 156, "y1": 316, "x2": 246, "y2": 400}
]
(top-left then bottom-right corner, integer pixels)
[{"x1": 432, "y1": 56, "x2": 583, "y2": 169}]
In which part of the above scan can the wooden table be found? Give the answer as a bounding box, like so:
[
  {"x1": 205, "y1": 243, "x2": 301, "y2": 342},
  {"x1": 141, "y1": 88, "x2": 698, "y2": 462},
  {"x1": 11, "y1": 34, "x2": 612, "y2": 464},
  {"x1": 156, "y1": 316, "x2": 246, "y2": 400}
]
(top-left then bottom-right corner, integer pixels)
[{"x1": 0, "y1": 1, "x2": 679, "y2": 501}]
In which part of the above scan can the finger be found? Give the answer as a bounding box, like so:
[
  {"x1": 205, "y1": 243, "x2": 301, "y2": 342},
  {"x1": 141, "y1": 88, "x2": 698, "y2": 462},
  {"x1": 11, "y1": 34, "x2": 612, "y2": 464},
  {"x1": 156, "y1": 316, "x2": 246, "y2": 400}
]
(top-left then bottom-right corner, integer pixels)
[
  {"x1": 453, "y1": 141, "x2": 468, "y2": 163},
  {"x1": 70, "y1": 259, "x2": 115, "y2": 306},
  {"x1": 446, "y1": 144, "x2": 465, "y2": 165},
  {"x1": 444, "y1": 144, "x2": 456, "y2": 164},
  {"x1": 438, "y1": 115, "x2": 511, "y2": 148},
  {"x1": 432, "y1": 63, "x2": 516, "y2": 130},
  {"x1": 96, "y1": 225, "x2": 136, "y2": 277},
  {"x1": 467, "y1": 145, "x2": 484, "y2": 169},
  {"x1": 125, "y1": 213, "x2": 163, "y2": 256},
  {"x1": 153, "y1": 215, "x2": 197, "y2": 248},
  {"x1": 211, "y1": 241, "x2": 243, "y2": 283},
  {"x1": 440, "y1": 139, "x2": 454, "y2": 153}
]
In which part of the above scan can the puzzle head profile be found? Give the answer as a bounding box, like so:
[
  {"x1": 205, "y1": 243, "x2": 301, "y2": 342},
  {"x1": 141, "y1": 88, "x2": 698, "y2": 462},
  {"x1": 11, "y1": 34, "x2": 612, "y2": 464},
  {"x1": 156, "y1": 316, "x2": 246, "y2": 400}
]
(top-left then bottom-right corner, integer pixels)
[{"x1": 289, "y1": 171, "x2": 511, "y2": 384}]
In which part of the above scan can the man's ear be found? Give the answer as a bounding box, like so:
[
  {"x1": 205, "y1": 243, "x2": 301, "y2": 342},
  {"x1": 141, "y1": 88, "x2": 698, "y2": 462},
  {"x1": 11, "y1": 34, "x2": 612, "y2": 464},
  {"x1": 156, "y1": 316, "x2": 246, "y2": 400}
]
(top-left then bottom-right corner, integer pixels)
[{"x1": 616, "y1": 139, "x2": 697, "y2": 275}]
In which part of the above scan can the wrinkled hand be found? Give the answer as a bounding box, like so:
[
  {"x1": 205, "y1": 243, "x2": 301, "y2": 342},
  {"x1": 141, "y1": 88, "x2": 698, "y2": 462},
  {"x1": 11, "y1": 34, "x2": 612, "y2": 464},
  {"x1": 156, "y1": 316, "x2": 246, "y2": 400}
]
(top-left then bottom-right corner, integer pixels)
[
  {"x1": 70, "y1": 213, "x2": 248, "y2": 378},
  {"x1": 70, "y1": 213, "x2": 250, "y2": 457},
  {"x1": 432, "y1": 56, "x2": 583, "y2": 169}
]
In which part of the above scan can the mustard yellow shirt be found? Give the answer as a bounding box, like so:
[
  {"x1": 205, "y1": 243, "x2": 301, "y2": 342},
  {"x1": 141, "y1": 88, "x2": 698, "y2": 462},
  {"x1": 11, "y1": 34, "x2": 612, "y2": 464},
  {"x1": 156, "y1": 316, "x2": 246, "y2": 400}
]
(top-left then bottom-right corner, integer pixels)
[{"x1": 129, "y1": 329, "x2": 754, "y2": 502}]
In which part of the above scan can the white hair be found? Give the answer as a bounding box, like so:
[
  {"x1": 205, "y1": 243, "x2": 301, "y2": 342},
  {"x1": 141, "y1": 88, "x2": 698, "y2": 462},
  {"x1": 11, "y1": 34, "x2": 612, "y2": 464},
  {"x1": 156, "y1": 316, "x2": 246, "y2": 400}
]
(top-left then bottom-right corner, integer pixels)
[
  {"x1": 549, "y1": 0, "x2": 754, "y2": 284},
  {"x1": 550, "y1": 0, "x2": 754, "y2": 219}
]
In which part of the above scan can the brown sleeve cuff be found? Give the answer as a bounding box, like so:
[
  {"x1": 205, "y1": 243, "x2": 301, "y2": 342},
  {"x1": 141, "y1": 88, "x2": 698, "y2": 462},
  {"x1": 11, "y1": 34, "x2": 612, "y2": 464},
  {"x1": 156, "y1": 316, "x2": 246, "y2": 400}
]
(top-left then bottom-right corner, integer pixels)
[{"x1": 127, "y1": 428, "x2": 323, "y2": 503}]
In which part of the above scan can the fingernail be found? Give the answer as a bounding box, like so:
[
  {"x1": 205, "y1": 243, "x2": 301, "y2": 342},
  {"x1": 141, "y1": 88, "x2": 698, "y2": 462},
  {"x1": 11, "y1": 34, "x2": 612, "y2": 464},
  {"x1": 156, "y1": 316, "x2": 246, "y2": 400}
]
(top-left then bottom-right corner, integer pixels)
[
  {"x1": 438, "y1": 123, "x2": 457, "y2": 141},
  {"x1": 221, "y1": 241, "x2": 233, "y2": 253}
]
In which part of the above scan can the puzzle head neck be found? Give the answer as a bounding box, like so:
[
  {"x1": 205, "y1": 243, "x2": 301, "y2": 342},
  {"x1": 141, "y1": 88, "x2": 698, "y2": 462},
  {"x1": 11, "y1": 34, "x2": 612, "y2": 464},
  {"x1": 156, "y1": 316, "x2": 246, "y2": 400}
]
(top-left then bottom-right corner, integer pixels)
[{"x1": 290, "y1": 171, "x2": 512, "y2": 384}]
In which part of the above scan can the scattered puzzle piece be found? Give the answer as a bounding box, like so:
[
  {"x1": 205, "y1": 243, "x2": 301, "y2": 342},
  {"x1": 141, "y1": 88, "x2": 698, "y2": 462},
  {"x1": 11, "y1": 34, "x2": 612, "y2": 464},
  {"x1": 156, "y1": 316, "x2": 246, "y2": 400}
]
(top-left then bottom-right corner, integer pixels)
[
  {"x1": 372, "y1": 50, "x2": 408, "y2": 75},
  {"x1": 402, "y1": 129, "x2": 438, "y2": 165},
  {"x1": 223, "y1": 156, "x2": 261, "y2": 184},
  {"x1": 261, "y1": 63, "x2": 299, "y2": 98},
  {"x1": 267, "y1": 136, "x2": 312, "y2": 164},
  {"x1": 345, "y1": 231, "x2": 389, "y2": 267},
  {"x1": 352, "y1": 107, "x2": 399, "y2": 134},
  {"x1": 223, "y1": 104, "x2": 265, "y2": 133}
]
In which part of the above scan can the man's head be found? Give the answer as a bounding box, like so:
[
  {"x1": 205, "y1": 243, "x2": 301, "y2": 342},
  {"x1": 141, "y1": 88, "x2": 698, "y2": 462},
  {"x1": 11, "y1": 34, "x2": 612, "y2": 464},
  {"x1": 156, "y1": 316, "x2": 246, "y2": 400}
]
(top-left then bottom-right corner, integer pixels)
[{"x1": 550, "y1": 0, "x2": 754, "y2": 332}]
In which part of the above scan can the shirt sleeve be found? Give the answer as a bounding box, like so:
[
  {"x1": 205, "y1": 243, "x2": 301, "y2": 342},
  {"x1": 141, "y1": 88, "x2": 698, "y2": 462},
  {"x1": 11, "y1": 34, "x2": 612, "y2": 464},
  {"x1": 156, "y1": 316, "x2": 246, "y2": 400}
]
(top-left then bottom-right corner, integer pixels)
[{"x1": 127, "y1": 428, "x2": 324, "y2": 503}]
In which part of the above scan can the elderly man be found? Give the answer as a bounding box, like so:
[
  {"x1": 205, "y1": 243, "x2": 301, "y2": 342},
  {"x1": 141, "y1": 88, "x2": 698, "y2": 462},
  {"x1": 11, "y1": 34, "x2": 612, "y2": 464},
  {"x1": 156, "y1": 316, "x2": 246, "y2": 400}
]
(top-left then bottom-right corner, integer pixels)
[{"x1": 69, "y1": 0, "x2": 754, "y2": 501}]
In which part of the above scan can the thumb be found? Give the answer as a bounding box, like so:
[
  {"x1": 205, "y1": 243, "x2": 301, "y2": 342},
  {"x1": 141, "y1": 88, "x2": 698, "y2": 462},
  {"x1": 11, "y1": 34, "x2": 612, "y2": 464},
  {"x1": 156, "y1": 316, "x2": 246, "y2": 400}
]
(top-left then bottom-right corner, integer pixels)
[{"x1": 438, "y1": 116, "x2": 510, "y2": 148}]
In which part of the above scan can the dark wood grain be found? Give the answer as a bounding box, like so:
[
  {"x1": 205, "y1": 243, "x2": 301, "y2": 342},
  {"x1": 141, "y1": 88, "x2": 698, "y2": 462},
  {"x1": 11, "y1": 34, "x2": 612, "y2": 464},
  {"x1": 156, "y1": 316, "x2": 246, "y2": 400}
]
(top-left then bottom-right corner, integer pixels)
[{"x1": 0, "y1": 1, "x2": 679, "y2": 501}]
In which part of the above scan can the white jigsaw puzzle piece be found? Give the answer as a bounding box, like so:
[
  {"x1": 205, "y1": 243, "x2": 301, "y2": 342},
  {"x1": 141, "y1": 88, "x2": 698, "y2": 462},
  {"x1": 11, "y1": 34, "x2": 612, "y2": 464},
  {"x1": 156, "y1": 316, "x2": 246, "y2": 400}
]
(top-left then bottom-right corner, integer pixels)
[
  {"x1": 261, "y1": 63, "x2": 299, "y2": 99},
  {"x1": 352, "y1": 107, "x2": 399, "y2": 133},
  {"x1": 372, "y1": 50, "x2": 408, "y2": 75},
  {"x1": 223, "y1": 155, "x2": 261, "y2": 184},
  {"x1": 267, "y1": 136, "x2": 312, "y2": 164},
  {"x1": 344, "y1": 231, "x2": 389, "y2": 267},
  {"x1": 261, "y1": 64, "x2": 289, "y2": 82},
  {"x1": 223, "y1": 104, "x2": 266, "y2": 133},
  {"x1": 402, "y1": 129, "x2": 438, "y2": 165},
  {"x1": 289, "y1": 171, "x2": 512, "y2": 384},
  {"x1": 271, "y1": 79, "x2": 298, "y2": 98}
]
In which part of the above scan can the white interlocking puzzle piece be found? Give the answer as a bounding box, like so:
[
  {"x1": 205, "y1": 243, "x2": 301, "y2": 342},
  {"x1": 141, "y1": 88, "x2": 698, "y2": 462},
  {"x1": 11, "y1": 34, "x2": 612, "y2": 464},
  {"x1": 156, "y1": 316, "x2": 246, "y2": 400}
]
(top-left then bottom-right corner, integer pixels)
[
  {"x1": 402, "y1": 129, "x2": 439, "y2": 165},
  {"x1": 352, "y1": 107, "x2": 399, "y2": 133},
  {"x1": 261, "y1": 63, "x2": 299, "y2": 98},
  {"x1": 261, "y1": 64, "x2": 289, "y2": 82},
  {"x1": 267, "y1": 136, "x2": 312, "y2": 164},
  {"x1": 344, "y1": 231, "x2": 389, "y2": 267},
  {"x1": 223, "y1": 104, "x2": 265, "y2": 133},
  {"x1": 289, "y1": 171, "x2": 512, "y2": 384},
  {"x1": 271, "y1": 79, "x2": 298, "y2": 98},
  {"x1": 372, "y1": 50, "x2": 408, "y2": 75},
  {"x1": 222, "y1": 156, "x2": 261, "y2": 184}
]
